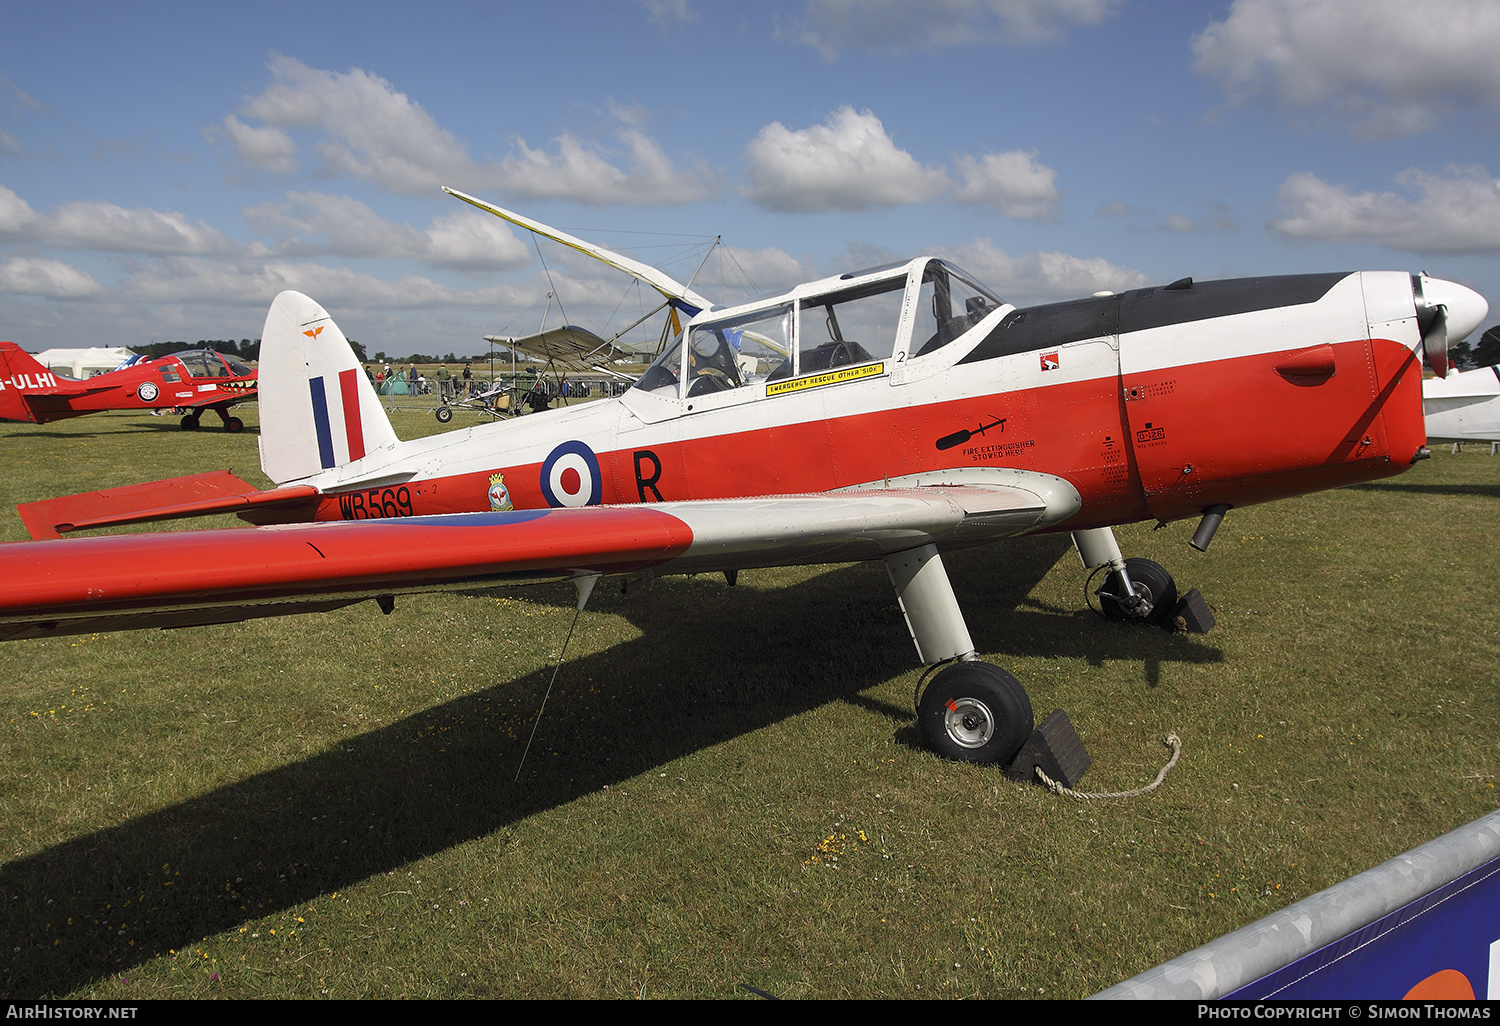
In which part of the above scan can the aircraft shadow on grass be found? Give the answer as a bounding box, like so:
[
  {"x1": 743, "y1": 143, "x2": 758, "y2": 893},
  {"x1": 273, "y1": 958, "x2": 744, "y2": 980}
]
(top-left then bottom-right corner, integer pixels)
[
  {"x1": 0, "y1": 423, "x2": 260, "y2": 440},
  {"x1": 0, "y1": 534, "x2": 1220, "y2": 997},
  {"x1": 1344, "y1": 481, "x2": 1500, "y2": 500}
]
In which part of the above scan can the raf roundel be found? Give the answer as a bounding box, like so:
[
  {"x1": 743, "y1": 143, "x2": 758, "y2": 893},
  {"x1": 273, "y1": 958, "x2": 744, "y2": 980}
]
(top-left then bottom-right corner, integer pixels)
[
  {"x1": 136, "y1": 381, "x2": 159, "y2": 402},
  {"x1": 540, "y1": 440, "x2": 603, "y2": 507}
]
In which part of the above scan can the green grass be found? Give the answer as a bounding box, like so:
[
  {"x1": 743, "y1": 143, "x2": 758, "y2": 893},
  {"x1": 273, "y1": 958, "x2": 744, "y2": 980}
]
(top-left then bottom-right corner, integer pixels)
[{"x1": 1, "y1": 409, "x2": 1496, "y2": 998}]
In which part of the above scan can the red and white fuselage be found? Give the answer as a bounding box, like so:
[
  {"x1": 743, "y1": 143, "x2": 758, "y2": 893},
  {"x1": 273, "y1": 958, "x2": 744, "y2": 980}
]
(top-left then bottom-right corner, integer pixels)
[{"x1": 250, "y1": 263, "x2": 1455, "y2": 541}]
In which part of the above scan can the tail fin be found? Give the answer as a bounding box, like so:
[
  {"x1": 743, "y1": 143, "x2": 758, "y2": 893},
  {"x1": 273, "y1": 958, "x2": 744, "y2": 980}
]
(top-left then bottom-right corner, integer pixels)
[
  {"x1": 257, "y1": 292, "x2": 399, "y2": 485},
  {"x1": 0, "y1": 342, "x2": 55, "y2": 423}
]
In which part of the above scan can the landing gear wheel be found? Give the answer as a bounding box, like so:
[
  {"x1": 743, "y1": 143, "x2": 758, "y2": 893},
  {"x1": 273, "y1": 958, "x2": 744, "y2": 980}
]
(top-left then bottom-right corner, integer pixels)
[
  {"x1": 1098, "y1": 557, "x2": 1177, "y2": 627},
  {"x1": 180, "y1": 414, "x2": 200, "y2": 430},
  {"x1": 225, "y1": 416, "x2": 244, "y2": 433},
  {"x1": 435, "y1": 405, "x2": 453, "y2": 423},
  {"x1": 918, "y1": 663, "x2": 1033, "y2": 765}
]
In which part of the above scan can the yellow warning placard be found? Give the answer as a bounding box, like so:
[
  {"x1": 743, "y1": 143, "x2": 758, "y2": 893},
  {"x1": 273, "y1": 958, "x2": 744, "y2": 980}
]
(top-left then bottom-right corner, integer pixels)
[{"x1": 766, "y1": 361, "x2": 884, "y2": 396}]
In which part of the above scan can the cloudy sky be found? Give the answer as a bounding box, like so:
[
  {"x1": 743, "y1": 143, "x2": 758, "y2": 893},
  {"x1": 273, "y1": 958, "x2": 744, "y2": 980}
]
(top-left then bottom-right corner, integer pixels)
[{"x1": 2, "y1": 0, "x2": 1497, "y2": 355}]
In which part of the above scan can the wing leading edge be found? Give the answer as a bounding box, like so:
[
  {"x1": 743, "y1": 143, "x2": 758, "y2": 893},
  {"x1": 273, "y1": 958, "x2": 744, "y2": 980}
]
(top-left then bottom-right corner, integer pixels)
[{"x1": 0, "y1": 477, "x2": 1079, "y2": 642}]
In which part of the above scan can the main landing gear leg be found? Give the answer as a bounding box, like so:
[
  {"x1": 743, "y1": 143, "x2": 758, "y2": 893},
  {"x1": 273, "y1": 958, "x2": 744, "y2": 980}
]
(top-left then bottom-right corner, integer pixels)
[
  {"x1": 210, "y1": 405, "x2": 244, "y2": 432},
  {"x1": 1072, "y1": 526, "x2": 1177, "y2": 628},
  {"x1": 884, "y1": 544, "x2": 1034, "y2": 765}
]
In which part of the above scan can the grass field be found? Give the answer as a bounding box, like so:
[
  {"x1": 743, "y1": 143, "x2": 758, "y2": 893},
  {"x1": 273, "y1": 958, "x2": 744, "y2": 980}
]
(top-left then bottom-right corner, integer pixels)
[{"x1": 1, "y1": 405, "x2": 1496, "y2": 999}]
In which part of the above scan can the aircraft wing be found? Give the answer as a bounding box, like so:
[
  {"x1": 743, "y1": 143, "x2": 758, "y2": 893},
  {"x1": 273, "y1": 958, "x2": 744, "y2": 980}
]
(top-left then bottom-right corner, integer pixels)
[
  {"x1": 1422, "y1": 365, "x2": 1500, "y2": 443},
  {"x1": 443, "y1": 187, "x2": 711, "y2": 314},
  {"x1": 177, "y1": 386, "x2": 257, "y2": 410},
  {"x1": 0, "y1": 476, "x2": 1079, "y2": 642},
  {"x1": 484, "y1": 326, "x2": 643, "y2": 370}
]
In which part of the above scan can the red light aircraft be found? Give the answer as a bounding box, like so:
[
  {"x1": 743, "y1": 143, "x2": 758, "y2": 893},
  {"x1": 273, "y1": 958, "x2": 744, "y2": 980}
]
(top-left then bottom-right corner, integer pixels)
[
  {"x1": 0, "y1": 343, "x2": 258, "y2": 431},
  {"x1": 2, "y1": 189, "x2": 1489, "y2": 766}
]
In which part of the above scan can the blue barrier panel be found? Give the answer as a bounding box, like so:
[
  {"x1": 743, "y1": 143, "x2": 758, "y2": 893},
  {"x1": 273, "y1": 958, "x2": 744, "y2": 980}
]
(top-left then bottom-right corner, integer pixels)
[
  {"x1": 1095, "y1": 807, "x2": 1500, "y2": 1000},
  {"x1": 1229, "y1": 853, "x2": 1499, "y2": 1000}
]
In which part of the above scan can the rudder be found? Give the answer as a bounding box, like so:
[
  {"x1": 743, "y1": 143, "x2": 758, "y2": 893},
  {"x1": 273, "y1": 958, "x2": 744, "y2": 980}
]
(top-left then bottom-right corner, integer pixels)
[
  {"x1": 0, "y1": 342, "x2": 54, "y2": 423},
  {"x1": 257, "y1": 292, "x2": 399, "y2": 484}
]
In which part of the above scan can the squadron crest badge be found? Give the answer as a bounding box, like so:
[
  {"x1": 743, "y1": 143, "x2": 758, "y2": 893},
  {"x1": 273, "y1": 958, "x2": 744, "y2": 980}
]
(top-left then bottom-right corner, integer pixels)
[{"x1": 488, "y1": 472, "x2": 513, "y2": 512}]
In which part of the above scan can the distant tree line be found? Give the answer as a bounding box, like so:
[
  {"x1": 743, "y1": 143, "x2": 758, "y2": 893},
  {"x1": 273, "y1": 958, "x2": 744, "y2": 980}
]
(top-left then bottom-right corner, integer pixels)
[
  {"x1": 135, "y1": 338, "x2": 371, "y2": 363},
  {"x1": 368, "y1": 351, "x2": 462, "y2": 365},
  {"x1": 1451, "y1": 325, "x2": 1500, "y2": 371}
]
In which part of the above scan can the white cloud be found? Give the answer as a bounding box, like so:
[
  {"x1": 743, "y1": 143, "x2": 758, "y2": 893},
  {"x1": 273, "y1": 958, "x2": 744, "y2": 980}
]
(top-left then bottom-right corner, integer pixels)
[
  {"x1": 421, "y1": 209, "x2": 532, "y2": 271},
  {"x1": 117, "y1": 256, "x2": 528, "y2": 310},
  {"x1": 237, "y1": 56, "x2": 475, "y2": 194},
  {"x1": 952, "y1": 149, "x2": 1059, "y2": 220},
  {"x1": 1269, "y1": 165, "x2": 1500, "y2": 254},
  {"x1": 48, "y1": 201, "x2": 238, "y2": 255},
  {"x1": 226, "y1": 57, "x2": 717, "y2": 206},
  {"x1": 743, "y1": 107, "x2": 947, "y2": 212},
  {"x1": 244, "y1": 191, "x2": 531, "y2": 271},
  {"x1": 1192, "y1": 0, "x2": 1500, "y2": 138},
  {"x1": 0, "y1": 184, "x2": 42, "y2": 239},
  {"x1": 637, "y1": 0, "x2": 696, "y2": 25},
  {"x1": 497, "y1": 128, "x2": 718, "y2": 206},
  {"x1": 697, "y1": 245, "x2": 818, "y2": 300},
  {"x1": 938, "y1": 238, "x2": 1151, "y2": 305},
  {"x1": 215, "y1": 114, "x2": 298, "y2": 174},
  {"x1": 788, "y1": 0, "x2": 1119, "y2": 59},
  {"x1": 244, "y1": 191, "x2": 425, "y2": 259},
  {"x1": 0, "y1": 257, "x2": 104, "y2": 298}
]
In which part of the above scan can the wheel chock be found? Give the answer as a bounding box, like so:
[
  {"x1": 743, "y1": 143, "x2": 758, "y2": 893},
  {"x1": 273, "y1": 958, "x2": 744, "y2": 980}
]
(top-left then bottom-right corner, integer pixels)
[
  {"x1": 1006, "y1": 709, "x2": 1090, "y2": 788},
  {"x1": 1171, "y1": 588, "x2": 1214, "y2": 634}
]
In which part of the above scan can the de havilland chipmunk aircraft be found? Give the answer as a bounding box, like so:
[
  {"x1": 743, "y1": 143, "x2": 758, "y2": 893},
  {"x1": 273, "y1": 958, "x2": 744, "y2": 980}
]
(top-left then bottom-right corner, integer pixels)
[
  {"x1": 0, "y1": 342, "x2": 258, "y2": 431},
  {"x1": 0, "y1": 188, "x2": 1489, "y2": 768}
]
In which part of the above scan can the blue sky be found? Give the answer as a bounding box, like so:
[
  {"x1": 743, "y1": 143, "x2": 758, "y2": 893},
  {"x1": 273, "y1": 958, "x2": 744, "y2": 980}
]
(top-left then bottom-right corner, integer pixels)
[{"x1": 2, "y1": 0, "x2": 1497, "y2": 356}]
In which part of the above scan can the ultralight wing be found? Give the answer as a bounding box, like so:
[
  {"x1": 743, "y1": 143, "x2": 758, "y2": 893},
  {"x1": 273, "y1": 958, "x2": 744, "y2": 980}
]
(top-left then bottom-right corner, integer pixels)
[
  {"x1": 484, "y1": 325, "x2": 642, "y2": 369},
  {"x1": 443, "y1": 187, "x2": 711, "y2": 315},
  {"x1": 0, "y1": 478, "x2": 1077, "y2": 642}
]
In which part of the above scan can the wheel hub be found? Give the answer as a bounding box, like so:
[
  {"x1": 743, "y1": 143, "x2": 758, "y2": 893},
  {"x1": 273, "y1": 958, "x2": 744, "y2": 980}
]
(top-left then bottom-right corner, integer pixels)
[{"x1": 943, "y1": 697, "x2": 994, "y2": 749}]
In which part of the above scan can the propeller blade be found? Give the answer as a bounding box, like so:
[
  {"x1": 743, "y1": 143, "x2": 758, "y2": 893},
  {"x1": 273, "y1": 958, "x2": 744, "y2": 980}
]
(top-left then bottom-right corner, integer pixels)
[{"x1": 1423, "y1": 304, "x2": 1449, "y2": 379}]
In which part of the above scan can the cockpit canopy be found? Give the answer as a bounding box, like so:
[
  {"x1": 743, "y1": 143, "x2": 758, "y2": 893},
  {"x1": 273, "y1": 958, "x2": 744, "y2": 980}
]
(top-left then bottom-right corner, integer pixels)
[
  {"x1": 634, "y1": 258, "x2": 1003, "y2": 398},
  {"x1": 168, "y1": 350, "x2": 253, "y2": 378}
]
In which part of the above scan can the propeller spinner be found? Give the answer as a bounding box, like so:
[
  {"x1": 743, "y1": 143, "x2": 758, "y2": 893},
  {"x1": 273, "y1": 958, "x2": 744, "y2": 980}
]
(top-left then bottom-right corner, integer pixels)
[{"x1": 1414, "y1": 273, "x2": 1489, "y2": 379}]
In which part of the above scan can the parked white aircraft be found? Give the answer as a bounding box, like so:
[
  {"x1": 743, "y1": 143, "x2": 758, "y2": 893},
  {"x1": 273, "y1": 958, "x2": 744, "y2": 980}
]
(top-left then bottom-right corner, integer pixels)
[{"x1": 1424, "y1": 364, "x2": 1500, "y2": 446}]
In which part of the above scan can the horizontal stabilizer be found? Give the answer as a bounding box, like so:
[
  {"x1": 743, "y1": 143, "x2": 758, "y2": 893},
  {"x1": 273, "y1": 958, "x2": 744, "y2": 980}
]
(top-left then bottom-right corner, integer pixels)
[{"x1": 16, "y1": 471, "x2": 318, "y2": 539}]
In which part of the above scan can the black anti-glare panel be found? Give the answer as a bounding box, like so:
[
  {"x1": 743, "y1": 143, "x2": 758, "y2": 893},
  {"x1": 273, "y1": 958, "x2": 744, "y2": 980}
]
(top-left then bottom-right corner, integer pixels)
[{"x1": 959, "y1": 272, "x2": 1351, "y2": 365}]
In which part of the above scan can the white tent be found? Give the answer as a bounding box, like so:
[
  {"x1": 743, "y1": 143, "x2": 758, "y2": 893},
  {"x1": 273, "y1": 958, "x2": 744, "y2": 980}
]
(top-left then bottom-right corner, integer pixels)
[{"x1": 32, "y1": 347, "x2": 137, "y2": 379}]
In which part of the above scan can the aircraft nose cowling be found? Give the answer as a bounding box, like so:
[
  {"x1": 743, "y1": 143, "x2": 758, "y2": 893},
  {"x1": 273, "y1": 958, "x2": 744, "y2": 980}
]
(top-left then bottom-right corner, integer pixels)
[{"x1": 1419, "y1": 275, "x2": 1489, "y2": 345}]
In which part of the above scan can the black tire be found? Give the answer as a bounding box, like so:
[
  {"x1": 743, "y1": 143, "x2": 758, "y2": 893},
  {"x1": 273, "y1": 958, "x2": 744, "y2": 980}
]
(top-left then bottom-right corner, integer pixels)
[
  {"x1": 1098, "y1": 557, "x2": 1177, "y2": 627},
  {"x1": 435, "y1": 406, "x2": 453, "y2": 423},
  {"x1": 918, "y1": 663, "x2": 1033, "y2": 765},
  {"x1": 225, "y1": 416, "x2": 244, "y2": 433},
  {"x1": 180, "y1": 415, "x2": 199, "y2": 430}
]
